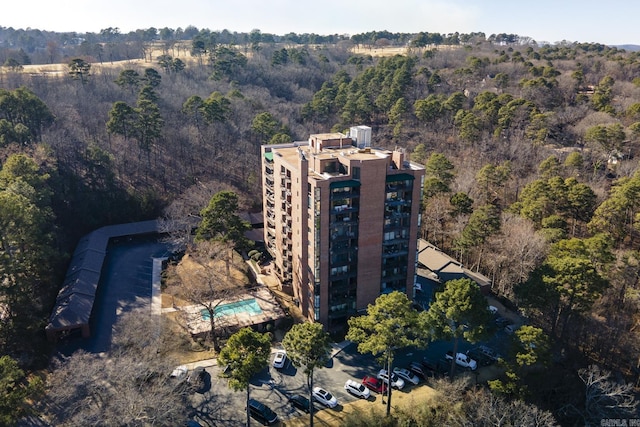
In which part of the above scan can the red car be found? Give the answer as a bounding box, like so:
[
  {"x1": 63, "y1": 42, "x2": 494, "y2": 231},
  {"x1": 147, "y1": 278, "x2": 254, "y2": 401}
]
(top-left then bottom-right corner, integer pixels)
[{"x1": 362, "y1": 375, "x2": 388, "y2": 394}]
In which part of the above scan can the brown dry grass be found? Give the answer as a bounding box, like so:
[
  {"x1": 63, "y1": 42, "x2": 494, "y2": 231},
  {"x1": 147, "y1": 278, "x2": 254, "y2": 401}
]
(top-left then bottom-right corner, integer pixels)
[
  {"x1": 163, "y1": 310, "x2": 219, "y2": 364},
  {"x1": 350, "y1": 44, "x2": 462, "y2": 57},
  {"x1": 6, "y1": 42, "x2": 462, "y2": 77},
  {"x1": 10, "y1": 42, "x2": 194, "y2": 76},
  {"x1": 283, "y1": 384, "x2": 438, "y2": 426}
]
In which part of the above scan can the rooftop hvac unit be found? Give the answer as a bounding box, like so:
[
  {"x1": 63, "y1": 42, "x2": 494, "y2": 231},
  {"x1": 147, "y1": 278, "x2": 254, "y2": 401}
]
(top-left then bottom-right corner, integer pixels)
[{"x1": 349, "y1": 125, "x2": 372, "y2": 148}]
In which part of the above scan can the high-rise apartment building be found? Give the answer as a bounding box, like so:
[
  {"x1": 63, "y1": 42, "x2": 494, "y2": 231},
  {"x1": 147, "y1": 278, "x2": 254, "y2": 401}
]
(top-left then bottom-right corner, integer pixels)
[{"x1": 261, "y1": 126, "x2": 425, "y2": 331}]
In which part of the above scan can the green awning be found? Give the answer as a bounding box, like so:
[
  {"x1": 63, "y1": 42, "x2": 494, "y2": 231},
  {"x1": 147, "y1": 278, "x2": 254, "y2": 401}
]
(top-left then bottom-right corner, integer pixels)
[
  {"x1": 386, "y1": 173, "x2": 415, "y2": 182},
  {"x1": 330, "y1": 179, "x2": 361, "y2": 189},
  {"x1": 263, "y1": 152, "x2": 274, "y2": 161}
]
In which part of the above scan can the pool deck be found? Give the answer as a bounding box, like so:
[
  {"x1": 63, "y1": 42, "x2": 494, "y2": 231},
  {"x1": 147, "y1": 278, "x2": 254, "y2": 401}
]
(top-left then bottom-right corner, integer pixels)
[{"x1": 180, "y1": 287, "x2": 287, "y2": 336}]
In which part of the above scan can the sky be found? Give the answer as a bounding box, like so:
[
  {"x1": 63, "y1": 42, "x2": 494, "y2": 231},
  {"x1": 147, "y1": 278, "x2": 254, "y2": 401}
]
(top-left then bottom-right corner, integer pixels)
[{"x1": 2, "y1": 0, "x2": 639, "y2": 46}]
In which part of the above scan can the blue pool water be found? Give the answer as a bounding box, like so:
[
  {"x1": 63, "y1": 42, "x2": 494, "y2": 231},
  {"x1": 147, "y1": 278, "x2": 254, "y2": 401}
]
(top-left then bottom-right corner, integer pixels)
[{"x1": 201, "y1": 298, "x2": 263, "y2": 320}]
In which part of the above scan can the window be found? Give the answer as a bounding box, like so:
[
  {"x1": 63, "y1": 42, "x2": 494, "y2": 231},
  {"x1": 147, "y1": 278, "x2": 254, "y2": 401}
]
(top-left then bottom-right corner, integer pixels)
[{"x1": 352, "y1": 166, "x2": 360, "y2": 179}]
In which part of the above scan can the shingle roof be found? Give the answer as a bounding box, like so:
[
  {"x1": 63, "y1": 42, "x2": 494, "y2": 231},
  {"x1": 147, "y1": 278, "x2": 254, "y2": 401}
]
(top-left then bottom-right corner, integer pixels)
[{"x1": 46, "y1": 220, "x2": 169, "y2": 336}]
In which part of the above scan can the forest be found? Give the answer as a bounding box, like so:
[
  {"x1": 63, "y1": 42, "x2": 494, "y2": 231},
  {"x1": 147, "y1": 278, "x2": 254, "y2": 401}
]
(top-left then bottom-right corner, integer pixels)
[{"x1": 1, "y1": 25, "x2": 640, "y2": 425}]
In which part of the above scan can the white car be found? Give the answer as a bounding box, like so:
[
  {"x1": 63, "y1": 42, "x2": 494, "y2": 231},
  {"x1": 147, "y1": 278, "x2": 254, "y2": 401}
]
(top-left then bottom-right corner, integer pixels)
[
  {"x1": 273, "y1": 350, "x2": 287, "y2": 369},
  {"x1": 445, "y1": 351, "x2": 478, "y2": 370},
  {"x1": 393, "y1": 367, "x2": 420, "y2": 385},
  {"x1": 344, "y1": 379, "x2": 371, "y2": 399},
  {"x1": 488, "y1": 305, "x2": 498, "y2": 315},
  {"x1": 170, "y1": 365, "x2": 188, "y2": 380},
  {"x1": 312, "y1": 386, "x2": 338, "y2": 408},
  {"x1": 377, "y1": 369, "x2": 405, "y2": 389}
]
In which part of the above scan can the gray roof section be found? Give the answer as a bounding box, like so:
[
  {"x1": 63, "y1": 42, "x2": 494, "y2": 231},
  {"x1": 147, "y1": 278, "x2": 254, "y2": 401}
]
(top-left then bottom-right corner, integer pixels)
[
  {"x1": 46, "y1": 220, "x2": 167, "y2": 334},
  {"x1": 417, "y1": 239, "x2": 463, "y2": 273},
  {"x1": 417, "y1": 239, "x2": 491, "y2": 289}
]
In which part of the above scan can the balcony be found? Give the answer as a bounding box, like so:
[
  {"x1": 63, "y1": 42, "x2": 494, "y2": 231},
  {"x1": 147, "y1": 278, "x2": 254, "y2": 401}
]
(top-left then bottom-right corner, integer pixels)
[
  {"x1": 382, "y1": 248, "x2": 409, "y2": 258},
  {"x1": 331, "y1": 204, "x2": 356, "y2": 214},
  {"x1": 328, "y1": 305, "x2": 357, "y2": 319},
  {"x1": 330, "y1": 191, "x2": 359, "y2": 200}
]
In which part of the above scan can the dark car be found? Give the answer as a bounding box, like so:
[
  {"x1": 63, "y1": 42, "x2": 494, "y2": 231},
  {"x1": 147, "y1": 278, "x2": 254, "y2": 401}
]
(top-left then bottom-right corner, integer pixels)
[
  {"x1": 409, "y1": 362, "x2": 429, "y2": 379},
  {"x1": 289, "y1": 394, "x2": 311, "y2": 413},
  {"x1": 421, "y1": 358, "x2": 449, "y2": 376},
  {"x1": 421, "y1": 358, "x2": 437, "y2": 372},
  {"x1": 362, "y1": 375, "x2": 388, "y2": 394},
  {"x1": 477, "y1": 345, "x2": 500, "y2": 361},
  {"x1": 247, "y1": 398, "x2": 278, "y2": 425},
  {"x1": 187, "y1": 366, "x2": 206, "y2": 390},
  {"x1": 495, "y1": 317, "x2": 513, "y2": 328},
  {"x1": 467, "y1": 348, "x2": 493, "y2": 367},
  {"x1": 468, "y1": 345, "x2": 500, "y2": 366}
]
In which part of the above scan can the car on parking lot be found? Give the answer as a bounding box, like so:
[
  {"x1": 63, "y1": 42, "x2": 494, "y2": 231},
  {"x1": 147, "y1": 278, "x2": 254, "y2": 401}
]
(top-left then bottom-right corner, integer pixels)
[
  {"x1": 495, "y1": 316, "x2": 512, "y2": 328},
  {"x1": 362, "y1": 375, "x2": 388, "y2": 394},
  {"x1": 344, "y1": 379, "x2": 371, "y2": 399},
  {"x1": 505, "y1": 324, "x2": 519, "y2": 334},
  {"x1": 467, "y1": 348, "x2": 494, "y2": 367},
  {"x1": 289, "y1": 394, "x2": 311, "y2": 412},
  {"x1": 393, "y1": 367, "x2": 420, "y2": 385},
  {"x1": 488, "y1": 305, "x2": 498, "y2": 315},
  {"x1": 247, "y1": 398, "x2": 278, "y2": 425},
  {"x1": 273, "y1": 350, "x2": 287, "y2": 369},
  {"x1": 169, "y1": 365, "x2": 189, "y2": 389},
  {"x1": 409, "y1": 362, "x2": 429, "y2": 379},
  {"x1": 477, "y1": 345, "x2": 500, "y2": 361},
  {"x1": 422, "y1": 358, "x2": 450, "y2": 376},
  {"x1": 170, "y1": 365, "x2": 188, "y2": 380},
  {"x1": 186, "y1": 366, "x2": 206, "y2": 391},
  {"x1": 445, "y1": 351, "x2": 477, "y2": 370},
  {"x1": 312, "y1": 386, "x2": 338, "y2": 408},
  {"x1": 377, "y1": 369, "x2": 405, "y2": 389}
]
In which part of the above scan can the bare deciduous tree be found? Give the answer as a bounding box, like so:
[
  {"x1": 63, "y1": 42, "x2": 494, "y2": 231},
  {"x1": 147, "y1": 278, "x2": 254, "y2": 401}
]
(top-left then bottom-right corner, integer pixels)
[
  {"x1": 165, "y1": 240, "x2": 249, "y2": 351},
  {"x1": 485, "y1": 213, "x2": 549, "y2": 298},
  {"x1": 578, "y1": 365, "x2": 638, "y2": 425},
  {"x1": 159, "y1": 180, "x2": 250, "y2": 252},
  {"x1": 462, "y1": 387, "x2": 559, "y2": 427},
  {"x1": 44, "y1": 311, "x2": 189, "y2": 426}
]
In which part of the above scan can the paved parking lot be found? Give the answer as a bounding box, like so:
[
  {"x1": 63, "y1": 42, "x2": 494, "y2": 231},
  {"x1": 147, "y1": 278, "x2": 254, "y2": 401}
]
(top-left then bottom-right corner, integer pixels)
[
  {"x1": 57, "y1": 235, "x2": 173, "y2": 356},
  {"x1": 188, "y1": 336, "x2": 506, "y2": 426}
]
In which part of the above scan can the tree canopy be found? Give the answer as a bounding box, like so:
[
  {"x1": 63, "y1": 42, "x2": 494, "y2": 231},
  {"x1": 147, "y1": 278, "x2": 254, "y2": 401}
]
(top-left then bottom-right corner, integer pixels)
[
  {"x1": 282, "y1": 322, "x2": 331, "y2": 427},
  {"x1": 195, "y1": 190, "x2": 250, "y2": 248},
  {"x1": 422, "y1": 278, "x2": 492, "y2": 377},
  {"x1": 218, "y1": 327, "x2": 271, "y2": 427},
  {"x1": 346, "y1": 291, "x2": 424, "y2": 416}
]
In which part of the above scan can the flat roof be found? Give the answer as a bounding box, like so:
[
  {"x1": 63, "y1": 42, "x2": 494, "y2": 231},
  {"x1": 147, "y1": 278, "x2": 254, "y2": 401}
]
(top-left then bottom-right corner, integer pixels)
[{"x1": 274, "y1": 145, "x2": 389, "y2": 171}]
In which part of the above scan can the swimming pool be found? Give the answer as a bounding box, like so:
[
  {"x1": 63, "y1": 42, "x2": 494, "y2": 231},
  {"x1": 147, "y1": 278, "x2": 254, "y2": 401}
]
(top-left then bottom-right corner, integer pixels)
[{"x1": 201, "y1": 298, "x2": 263, "y2": 320}]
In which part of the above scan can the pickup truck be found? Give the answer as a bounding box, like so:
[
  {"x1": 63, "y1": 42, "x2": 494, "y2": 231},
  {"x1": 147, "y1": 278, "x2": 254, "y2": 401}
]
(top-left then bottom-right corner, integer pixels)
[{"x1": 445, "y1": 351, "x2": 478, "y2": 370}]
